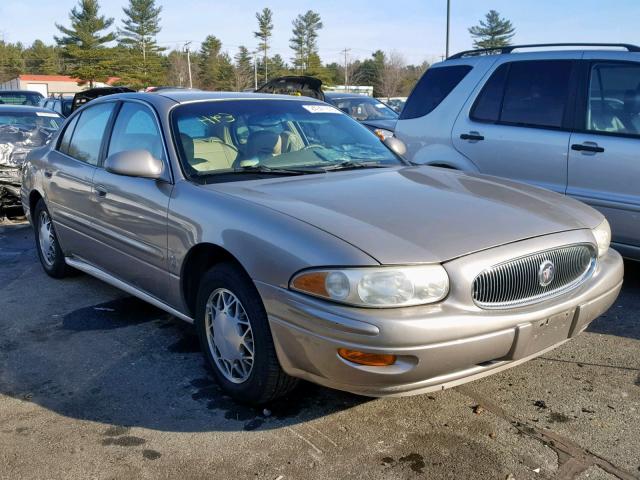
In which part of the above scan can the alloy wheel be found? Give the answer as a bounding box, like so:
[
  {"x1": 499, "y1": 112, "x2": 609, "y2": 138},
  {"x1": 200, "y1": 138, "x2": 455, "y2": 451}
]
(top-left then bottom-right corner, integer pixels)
[
  {"x1": 38, "y1": 210, "x2": 56, "y2": 267},
  {"x1": 205, "y1": 288, "x2": 255, "y2": 383}
]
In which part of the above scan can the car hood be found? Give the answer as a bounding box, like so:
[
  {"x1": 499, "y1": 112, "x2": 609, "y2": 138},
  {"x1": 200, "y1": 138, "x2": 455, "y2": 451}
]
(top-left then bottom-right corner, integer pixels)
[
  {"x1": 361, "y1": 119, "x2": 397, "y2": 132},
  {"x1": 211, "y1": 166, "x2": 602, "y2": 264}
]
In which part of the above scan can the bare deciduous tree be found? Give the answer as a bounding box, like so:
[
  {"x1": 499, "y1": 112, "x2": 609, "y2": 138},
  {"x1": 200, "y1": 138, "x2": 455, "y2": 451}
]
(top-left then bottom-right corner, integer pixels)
[{"x1": 377, "y1": 51, "x2": 406, "y2": 101}]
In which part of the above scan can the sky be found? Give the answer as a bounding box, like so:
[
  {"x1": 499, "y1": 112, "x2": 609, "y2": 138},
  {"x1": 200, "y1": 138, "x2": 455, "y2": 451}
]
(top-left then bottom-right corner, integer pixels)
[{"x1": 1, "y1": 0, "x2": 640, "y2": 66}]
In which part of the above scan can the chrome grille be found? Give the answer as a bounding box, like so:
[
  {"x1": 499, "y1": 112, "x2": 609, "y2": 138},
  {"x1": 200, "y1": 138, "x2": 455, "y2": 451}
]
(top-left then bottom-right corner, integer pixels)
[{"x1": 472, "y1": 244, "x2": 596, "y2": 309}]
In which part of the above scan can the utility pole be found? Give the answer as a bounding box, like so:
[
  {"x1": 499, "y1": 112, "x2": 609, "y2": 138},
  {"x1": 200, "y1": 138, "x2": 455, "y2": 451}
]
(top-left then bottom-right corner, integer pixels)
[
  {"x1": 342, "y1": 48, "x2": 350, "y2": 93},
  {"x1": 445, "y1": 0, "x2": 451, "y2": 58},
  {"x1": 184, "y1": 41, "x2": 193, "y2": 89},
  {"x1": 254, "y1": 53, "x2": 258, "y2": 90}
]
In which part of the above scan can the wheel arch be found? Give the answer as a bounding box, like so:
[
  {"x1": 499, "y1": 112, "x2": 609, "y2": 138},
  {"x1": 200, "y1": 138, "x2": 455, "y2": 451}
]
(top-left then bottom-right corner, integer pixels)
[
  {"x1": 180, "y1": 242, "x2": 250, "y2": 318},
  {"x1": 28, "y1": 189, "x2": 44, "y2": 220},
  {"x1": 411, "y1": 143, "x2": 479, "y2": 172}
]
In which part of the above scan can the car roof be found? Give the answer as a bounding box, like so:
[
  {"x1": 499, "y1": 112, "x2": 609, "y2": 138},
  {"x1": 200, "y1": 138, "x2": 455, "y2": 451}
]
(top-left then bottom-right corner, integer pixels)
[
  {"x1": 0, "y1": 105, "x2": 59, "y2": 114},
  {"x1": 155, "y1": 90, "x2": 324, "y2": 104},
  {"x1": 85, "y1": 90, "x2": 326, "y2": 107}
]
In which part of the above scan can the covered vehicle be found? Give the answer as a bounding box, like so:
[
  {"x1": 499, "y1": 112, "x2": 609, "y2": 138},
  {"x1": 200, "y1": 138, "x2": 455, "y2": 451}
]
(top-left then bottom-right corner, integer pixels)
[
  {"x1": 0, "y1": 90, "x2": 44, "y2": 107},
  {"x1": 0, "y1": 105, "x2": 63, "y2": 218},
  {"x1": 255, "y1": 75, "x2": 324, "y2": 100}
]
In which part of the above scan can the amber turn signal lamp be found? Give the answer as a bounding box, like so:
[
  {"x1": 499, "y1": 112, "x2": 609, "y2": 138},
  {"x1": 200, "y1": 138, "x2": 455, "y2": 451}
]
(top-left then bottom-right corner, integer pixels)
[
  {"x1": 291, "y1": 271, "x2": 328, "y2": 296},
  {"x1": 338, "y1": 348, "x2": 397, "y2": 366}
]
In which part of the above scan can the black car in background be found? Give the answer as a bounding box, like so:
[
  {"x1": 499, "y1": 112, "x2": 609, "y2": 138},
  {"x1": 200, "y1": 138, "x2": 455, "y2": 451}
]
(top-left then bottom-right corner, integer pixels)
[{"x1": 0, "y1": 90, "x2": 44, "y2": 107}]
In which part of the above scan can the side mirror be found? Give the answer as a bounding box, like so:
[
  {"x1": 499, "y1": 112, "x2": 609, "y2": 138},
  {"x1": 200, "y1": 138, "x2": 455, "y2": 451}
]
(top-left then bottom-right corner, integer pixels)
[
  {"x1": 104, "y1": 149, "x2": 163, "y2": 179},
  {"x1": 383, "y1": 136, "x2": 407, "y2": 158}
]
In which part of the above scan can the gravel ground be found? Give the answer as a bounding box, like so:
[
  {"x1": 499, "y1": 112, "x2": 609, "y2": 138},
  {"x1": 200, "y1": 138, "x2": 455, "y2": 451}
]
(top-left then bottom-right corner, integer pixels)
[{"x1": 0, "y1": 222, "x2": 638, "y2": 480}]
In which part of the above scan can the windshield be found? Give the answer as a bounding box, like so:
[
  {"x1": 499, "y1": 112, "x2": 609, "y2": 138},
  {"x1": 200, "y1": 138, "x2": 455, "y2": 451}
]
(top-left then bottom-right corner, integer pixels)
[
  {"x1": 329, "y1": 96, "x2": 398, "y2": 121},
  {"x1": 0, "y1": 92, "x2": 44, "y2": 106},
  {"x1": 172, "y1": 99, "x2": 401, "y2": 180},
  {"x1": 0, "y1": 111, "x2": 63, "y2": 130}
]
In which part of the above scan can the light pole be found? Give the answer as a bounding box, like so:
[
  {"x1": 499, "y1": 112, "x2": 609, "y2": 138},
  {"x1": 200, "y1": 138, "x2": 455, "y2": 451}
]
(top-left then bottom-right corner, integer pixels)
[
  {"x1": 445, "y1": 0, "x2": 451, "y2": 58},
  {"x1": 184, "y1": 41, "x2": 193, "y2": 89}
]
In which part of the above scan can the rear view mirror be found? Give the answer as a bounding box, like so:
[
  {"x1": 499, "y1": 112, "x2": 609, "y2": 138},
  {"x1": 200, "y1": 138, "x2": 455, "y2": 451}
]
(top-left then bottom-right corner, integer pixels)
[
  {"x1": 105, "y1": 150, "x2": 164, "y2": 179},
  {"x1": 383, "y1": 136, "x2": 407, "y2": 158}
]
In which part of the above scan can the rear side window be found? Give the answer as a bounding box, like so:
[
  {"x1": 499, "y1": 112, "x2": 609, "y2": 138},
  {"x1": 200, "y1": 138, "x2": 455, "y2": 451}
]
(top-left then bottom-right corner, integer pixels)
[
  {"x1": 472, "y1": 60, "x2": 573, "y2": 129},
  {"x1": 471, "y1": 64, "x2": 508, "y2": 122},
  {"x1": 66, "y1": 102, "x2": 116, "y2": 165},
  {"x1": 58, "y1": 115, "x2": 79, "y2": 155},
  {"x1": 400, "y1": 65, "x2": 472, "y2": 119}
]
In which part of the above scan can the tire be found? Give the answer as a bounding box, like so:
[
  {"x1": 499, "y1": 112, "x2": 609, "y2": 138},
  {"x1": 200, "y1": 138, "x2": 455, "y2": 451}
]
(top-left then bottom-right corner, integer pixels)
[
  {"x1": 195, "y1": 262, "x2": 298, "y2": 405},
  {"x1": 33, "y1": 199, "x2": 72, "y2": 278}
]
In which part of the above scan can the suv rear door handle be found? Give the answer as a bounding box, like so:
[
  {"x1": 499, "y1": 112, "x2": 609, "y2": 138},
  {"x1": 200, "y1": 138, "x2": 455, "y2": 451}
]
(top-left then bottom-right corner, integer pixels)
[
  {"x1": 571, "y1": 143, "x2": 604, "y2": 153},
  {"x1": 460, "y1": 132, "x2": 484, "y2": 141}
]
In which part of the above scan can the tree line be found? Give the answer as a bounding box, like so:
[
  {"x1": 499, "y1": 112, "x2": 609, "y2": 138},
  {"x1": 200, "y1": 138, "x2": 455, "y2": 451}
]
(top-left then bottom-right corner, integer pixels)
[{"x1": 0, "y1": 1, "x2": 515, "y2": 98}]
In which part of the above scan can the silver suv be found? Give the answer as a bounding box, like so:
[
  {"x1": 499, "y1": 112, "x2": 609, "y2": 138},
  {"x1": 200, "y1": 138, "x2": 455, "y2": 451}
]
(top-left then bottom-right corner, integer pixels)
[{"x1": 394, "y1": 43, "x2": 640, "y2": 260}]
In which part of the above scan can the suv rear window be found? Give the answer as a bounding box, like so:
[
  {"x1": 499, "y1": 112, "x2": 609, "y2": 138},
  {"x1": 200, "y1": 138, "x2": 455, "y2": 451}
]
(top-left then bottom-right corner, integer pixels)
[{"x1": 400, "y1": 65, "x2": 472, "y2": 120}]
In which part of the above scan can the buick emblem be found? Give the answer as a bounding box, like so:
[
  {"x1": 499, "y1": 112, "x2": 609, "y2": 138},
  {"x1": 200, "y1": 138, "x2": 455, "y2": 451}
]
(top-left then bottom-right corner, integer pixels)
[{"x1": 538, "y1": 260, "x2": 555, "y2": 287}]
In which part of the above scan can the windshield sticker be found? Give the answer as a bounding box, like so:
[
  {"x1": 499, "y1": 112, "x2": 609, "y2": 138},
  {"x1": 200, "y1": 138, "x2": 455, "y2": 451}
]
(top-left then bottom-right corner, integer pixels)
[
  {"x1": 302, "y1": 105, "x2": 340, "y2": 114},
  {"x1": 35, "y1": 112, "x2": 59, "y2": 117},
  {"x1": 375, "y1": 104, "x2": 386, "y2": 108}
]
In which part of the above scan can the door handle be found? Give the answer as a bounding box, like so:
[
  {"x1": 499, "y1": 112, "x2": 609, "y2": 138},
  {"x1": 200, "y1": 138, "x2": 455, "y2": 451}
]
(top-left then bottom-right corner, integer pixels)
[
  {"x1": 44, "y1": 170, "x2": 53, "y2": 179},
  {"x1": 460, "y1": 132, "x2": 484, "y2": 141},
  {"x1": 94, "y1": 185, "x2": 108, "y2": 197},
  {"x1": 571, "y1": 143, "x2": 604, "y2": 153}
]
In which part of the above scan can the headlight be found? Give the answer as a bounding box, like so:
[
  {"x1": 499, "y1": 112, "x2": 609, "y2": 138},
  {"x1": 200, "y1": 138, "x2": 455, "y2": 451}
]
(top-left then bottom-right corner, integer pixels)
[
  {"x1": 373, "y1": 128, "x2": 394, "y2": 141},
  {"x1": 592, "y1": 219, "x2": 611, "y2": 257},
  {"x1": 290, "y1": 265, "x2": 449, "y2": 307}
]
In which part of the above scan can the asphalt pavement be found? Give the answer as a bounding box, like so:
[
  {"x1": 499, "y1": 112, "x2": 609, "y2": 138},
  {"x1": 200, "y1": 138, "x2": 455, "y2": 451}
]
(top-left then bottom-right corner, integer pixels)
[{"x1": 0, "y1": 222, "x2": 638, "y2": 480}]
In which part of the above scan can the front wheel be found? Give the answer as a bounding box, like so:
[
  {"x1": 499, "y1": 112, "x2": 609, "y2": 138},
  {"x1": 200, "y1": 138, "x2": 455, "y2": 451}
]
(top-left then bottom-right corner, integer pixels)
[
  {"x1": 195, "y1": 262, "x2": 297, "y2": 405},
  {"x1": 33, "y1": 199, "x2": 72, "y2": 278}
]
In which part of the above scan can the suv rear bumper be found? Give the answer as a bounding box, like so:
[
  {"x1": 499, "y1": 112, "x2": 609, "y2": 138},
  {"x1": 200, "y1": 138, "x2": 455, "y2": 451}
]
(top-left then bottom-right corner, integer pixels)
[{"x1": 257, "y1": 248, "x2": 623, "y2": 397}]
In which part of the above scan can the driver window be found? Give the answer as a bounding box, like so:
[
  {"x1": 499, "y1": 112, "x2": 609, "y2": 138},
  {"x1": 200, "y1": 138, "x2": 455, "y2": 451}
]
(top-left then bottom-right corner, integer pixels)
[{"x1": 108, "y1": 102, "x2": 165, "y2": 161}]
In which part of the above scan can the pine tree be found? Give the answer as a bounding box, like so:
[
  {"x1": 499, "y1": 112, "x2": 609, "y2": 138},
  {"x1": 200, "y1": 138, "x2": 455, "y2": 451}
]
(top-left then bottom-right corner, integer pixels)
[
  {"x1": 55, "y1": 0, "x2": 116, "y2": 87},
  {"x1": 468, "y1": 10, "x2": 515, "y2": 49},
  {"x1": 24, "y1": 41, "x2": 60, "y2": 75},
  {"x1": 289, "y1": 11, "x2": 323, "y2": 73},
  {"x1": 290, "y1": 16, "x2": 305, "y2": 72},
  {"x1": 0, "y1": 42, "x2": 25, "y2": 82},
  {"x1": 254, "y1": 8, "x2": 273, "y2": 83},
  {"x1": 198, "y1": 35, "x2": 223, "y2": 90},
  {"x1": 118, "y1": 0, "x2": 165, "y2": 88},
  {"x1": 233, "y1": 46, "x2": 254, "y2": 91},
  {"x1": 269, "y1": 54, "x2": 288, "y2": 78}
]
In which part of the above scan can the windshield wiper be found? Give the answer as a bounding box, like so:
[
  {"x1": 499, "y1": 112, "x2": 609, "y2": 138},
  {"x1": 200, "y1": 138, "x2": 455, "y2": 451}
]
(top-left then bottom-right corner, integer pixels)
[
  {"x1": 318, "y1": 160, "x2": 390, "y2": 171},
  {"x1": 234, "y1": 164, "x2": 320, "y2": 175}
]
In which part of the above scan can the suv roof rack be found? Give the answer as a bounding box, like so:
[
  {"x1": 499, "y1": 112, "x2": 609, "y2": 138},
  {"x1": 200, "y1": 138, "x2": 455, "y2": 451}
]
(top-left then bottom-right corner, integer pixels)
[{"x1": 447, "y1": 43, "x2": 640, "y2": 60}]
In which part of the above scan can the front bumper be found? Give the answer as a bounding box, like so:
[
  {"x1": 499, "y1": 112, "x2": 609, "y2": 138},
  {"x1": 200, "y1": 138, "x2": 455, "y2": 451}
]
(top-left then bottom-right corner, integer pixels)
[{"x1": 258, "y1": 233, "x2": 624, "y2": 397}]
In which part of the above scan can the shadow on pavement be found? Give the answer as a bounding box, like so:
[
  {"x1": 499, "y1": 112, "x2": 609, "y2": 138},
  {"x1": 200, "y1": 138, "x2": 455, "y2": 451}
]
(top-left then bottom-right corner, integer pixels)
[
  {"x1": 0, "y1": 291, "x2": 368, "y2": 433},
  {"x1": 587, "y1": 259, "x2": 640, "y2": 340}
]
